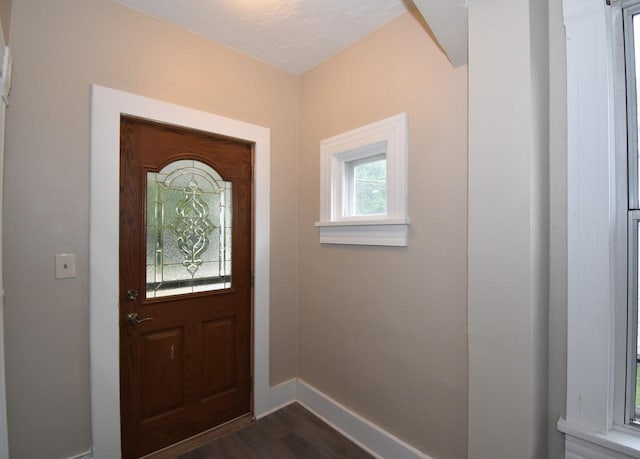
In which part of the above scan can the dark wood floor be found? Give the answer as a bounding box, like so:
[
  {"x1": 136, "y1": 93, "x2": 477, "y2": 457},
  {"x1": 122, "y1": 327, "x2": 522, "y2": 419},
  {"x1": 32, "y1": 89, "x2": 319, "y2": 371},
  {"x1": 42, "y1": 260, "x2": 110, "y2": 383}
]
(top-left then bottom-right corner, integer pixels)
[{"x1": 178, "y1": 403, "x2": 375, "y2": 459}]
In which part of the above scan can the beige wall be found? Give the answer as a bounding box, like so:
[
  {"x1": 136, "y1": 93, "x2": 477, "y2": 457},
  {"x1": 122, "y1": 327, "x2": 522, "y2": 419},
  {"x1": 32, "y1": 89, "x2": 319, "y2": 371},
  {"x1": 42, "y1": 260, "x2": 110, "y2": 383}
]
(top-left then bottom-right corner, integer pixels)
[
  {"x1": 298, "y1": 11, "x2": 468, "y2": 459},
  {"x1": 548, "y1": 0, "x2": 567, "y2": 457},
  {"x1": 0, "y1": 1, "x2": 571, "y2": 457},
  {"x1": 3, "y1": 0, "x2": 299, "y2": 457},
  {"x1": 467, "y1": 0, "x2": 550, "y2": 456}
]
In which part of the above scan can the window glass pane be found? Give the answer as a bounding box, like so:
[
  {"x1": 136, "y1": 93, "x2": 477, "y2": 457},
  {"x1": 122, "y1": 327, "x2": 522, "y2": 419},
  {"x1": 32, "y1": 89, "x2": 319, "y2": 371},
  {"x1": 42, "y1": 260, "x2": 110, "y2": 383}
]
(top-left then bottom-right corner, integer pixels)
[
  {"x1": 351, "y1": 156, "x2": 386, "y2": 216},
  {"x1": 146, "y1": 160, "x2": 232, "y2": 298}
]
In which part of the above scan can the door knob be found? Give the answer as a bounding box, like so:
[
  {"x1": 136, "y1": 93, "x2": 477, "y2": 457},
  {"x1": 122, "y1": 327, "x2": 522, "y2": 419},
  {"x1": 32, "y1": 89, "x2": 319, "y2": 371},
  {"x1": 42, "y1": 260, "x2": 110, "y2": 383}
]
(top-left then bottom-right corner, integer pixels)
[
  {"x1": 127, "y1": 312, "x2": 153, "y2": 325},
  {"x1": 126, "y1": 289, "x2": 139, "y2": 301}
]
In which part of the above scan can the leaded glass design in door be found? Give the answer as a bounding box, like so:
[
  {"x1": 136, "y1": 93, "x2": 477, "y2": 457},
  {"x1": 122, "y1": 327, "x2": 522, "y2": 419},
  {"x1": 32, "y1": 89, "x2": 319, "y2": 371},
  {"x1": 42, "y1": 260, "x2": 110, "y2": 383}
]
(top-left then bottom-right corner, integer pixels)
[{"x1": 146, "y1": 160, "x2": 232, "y2": 298}]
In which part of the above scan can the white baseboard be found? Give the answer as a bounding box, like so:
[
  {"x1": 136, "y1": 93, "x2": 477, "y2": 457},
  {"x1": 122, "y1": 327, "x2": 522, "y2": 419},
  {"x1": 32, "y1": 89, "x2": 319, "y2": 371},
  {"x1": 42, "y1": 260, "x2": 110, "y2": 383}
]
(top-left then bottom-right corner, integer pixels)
[
  {"x1": 67, "y1": 451, "x2": 93, "y2": 459},
  {"x1": 255, "y1": 378, "x2": 298, "y2": 419},
  {"x1": 70, "y1": 378, "x2": 431, "y2": 459},
  {"x1": 297, "y1": 380, "x2": 432, "y2": 459}
]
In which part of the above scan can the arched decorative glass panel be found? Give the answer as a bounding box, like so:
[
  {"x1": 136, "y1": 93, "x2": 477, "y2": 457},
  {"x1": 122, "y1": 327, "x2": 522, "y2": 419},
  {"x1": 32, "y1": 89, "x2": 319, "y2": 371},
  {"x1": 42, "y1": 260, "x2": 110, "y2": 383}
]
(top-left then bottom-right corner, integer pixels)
[{"x1": 146, "y1": 159, "x2": 232, "y2": 298}]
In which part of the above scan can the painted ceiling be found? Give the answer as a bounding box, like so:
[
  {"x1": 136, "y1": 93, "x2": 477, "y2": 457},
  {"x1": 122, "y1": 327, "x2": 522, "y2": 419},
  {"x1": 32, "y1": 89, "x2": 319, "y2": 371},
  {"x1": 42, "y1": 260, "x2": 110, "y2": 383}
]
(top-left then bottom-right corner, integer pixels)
[{"x1": 114, "y1": 0, "x2": 413, "y2": 75}]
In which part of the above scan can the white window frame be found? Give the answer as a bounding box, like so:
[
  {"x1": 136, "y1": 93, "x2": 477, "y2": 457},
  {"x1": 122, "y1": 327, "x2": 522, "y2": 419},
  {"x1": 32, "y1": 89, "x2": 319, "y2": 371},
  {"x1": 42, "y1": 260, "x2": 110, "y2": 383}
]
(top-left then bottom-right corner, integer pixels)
[
  {"x1": 624, "y1": 1, "x2": 640, "y2": 427},
  {"x1": 628, "y1": 210, "x2": 640, "y2": 423},
  {"x1": 315, "y1": 112, "x2": 410, "y2": 246},
  {"x1": 559, "y1": 0, "x2": 640, "y2": 457}
]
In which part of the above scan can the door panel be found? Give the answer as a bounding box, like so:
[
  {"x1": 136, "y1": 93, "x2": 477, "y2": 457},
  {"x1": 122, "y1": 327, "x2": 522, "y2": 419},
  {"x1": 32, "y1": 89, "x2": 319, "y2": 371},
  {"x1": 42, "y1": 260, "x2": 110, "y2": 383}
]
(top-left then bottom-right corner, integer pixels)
[
  {"x1": 202, "y1": 317, "x2": 237, "y2": 398},
  {"x1": 139, "y1": 328, "x2": 184, "y2": 420},
  {"x1": 119, "y1": 116, "x2": 252, "y2": 458}
]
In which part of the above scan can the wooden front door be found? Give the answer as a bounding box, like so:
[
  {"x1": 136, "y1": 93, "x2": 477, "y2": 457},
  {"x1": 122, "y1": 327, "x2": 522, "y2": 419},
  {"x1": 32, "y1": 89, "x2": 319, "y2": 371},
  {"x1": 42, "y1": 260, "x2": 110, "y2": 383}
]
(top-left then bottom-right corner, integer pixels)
[{"x1": 119, "y1": 116, "x2": 252, "y2": 458}]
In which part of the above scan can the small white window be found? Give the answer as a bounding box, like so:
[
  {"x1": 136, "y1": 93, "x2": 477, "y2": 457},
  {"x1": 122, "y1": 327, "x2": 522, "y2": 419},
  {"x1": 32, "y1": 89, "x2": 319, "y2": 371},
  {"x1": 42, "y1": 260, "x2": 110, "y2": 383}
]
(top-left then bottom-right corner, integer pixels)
[
  {"x1": 345, "y1": 153, "x2": 387, "y2": 217},
  {"x1": 315, "y1": 113, "x2": 410, "y2": 246}
]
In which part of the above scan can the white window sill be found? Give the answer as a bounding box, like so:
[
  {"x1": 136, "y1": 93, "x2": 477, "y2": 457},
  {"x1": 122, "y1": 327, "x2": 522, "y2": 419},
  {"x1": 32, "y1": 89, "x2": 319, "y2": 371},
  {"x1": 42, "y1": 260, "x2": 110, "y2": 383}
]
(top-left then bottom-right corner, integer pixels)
[
  {"x1": 559, "y1": 418, "x2": 640, "y2": 458},
  {"x1": 314, "y1": 219, "x2": 410, "y2": 246}
]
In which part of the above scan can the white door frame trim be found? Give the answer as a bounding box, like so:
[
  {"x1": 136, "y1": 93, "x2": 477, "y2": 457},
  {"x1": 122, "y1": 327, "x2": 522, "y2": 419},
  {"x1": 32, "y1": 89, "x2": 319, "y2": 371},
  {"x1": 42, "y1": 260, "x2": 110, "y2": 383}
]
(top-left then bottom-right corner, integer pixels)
[
  {"x1": 89, "y1": 85, "x2": 275, "y2": 458},
  {"x1": 0, "y1": 24, "x2": 10, "y2": 459}
]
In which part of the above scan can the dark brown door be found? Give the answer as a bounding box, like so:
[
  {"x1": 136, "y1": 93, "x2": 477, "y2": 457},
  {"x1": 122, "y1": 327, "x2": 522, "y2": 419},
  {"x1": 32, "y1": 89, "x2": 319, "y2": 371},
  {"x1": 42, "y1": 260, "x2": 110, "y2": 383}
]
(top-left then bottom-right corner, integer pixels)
[{"x1": 119, "y1": 116, "x2": 252, "y2": 458}]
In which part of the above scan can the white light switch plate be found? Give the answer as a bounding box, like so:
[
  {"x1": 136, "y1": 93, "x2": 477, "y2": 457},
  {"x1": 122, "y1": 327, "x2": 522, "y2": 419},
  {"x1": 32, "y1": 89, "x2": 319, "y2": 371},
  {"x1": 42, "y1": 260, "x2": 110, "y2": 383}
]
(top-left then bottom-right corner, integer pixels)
[{"x1": 55, "y1": 253, "x2": 76, "y2": 279}]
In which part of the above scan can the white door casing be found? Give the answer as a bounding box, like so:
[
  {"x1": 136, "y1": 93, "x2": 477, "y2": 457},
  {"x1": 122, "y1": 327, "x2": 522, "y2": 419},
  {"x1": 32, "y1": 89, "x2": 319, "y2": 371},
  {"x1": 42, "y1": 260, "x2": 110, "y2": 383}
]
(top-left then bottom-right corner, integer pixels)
[
  {"x1": 0, "y1": 22, "x2": 11, "y2": 459},
  {"x1": 89, "y1": 85, "x2": 291, "y2": 458}
]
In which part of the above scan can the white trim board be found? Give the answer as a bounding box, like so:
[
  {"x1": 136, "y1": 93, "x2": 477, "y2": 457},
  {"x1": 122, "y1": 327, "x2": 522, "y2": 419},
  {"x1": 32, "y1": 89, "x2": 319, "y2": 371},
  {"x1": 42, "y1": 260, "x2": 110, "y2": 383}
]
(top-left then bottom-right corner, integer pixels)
[
  {"x1": 0, "y1": 18, "x2": 10, "y2": 459},
  {"x1": 559, "y1": 0, "x2": 640, "y2": 457},
  {"x1": 565, "y1": 436, "x2": 638, "y2": 459},
  {"x1": 67, "y1": 451, "x2": 93, "y2": 459},
  {"x1": 255, "y1": 378, "x2": 298, "y2": 419},
  {"x1": 89, "y1": 85, "x2": 281, "y2": 458},
  {"x1": 315, "y1": 112, "x2": 410, "y2": 247},
  {"x1": 297, "y1": 380, "x2": 433, "y2": 459},
  {"x1": 559, "y1": 419, "x2": 640, "y2": 458},
  {"x1": 0, "y1": 294, "x2": 8, "y2": 459},
  {"x1": 560, "y1": 2, "x2": 635, "y2": 458}
]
